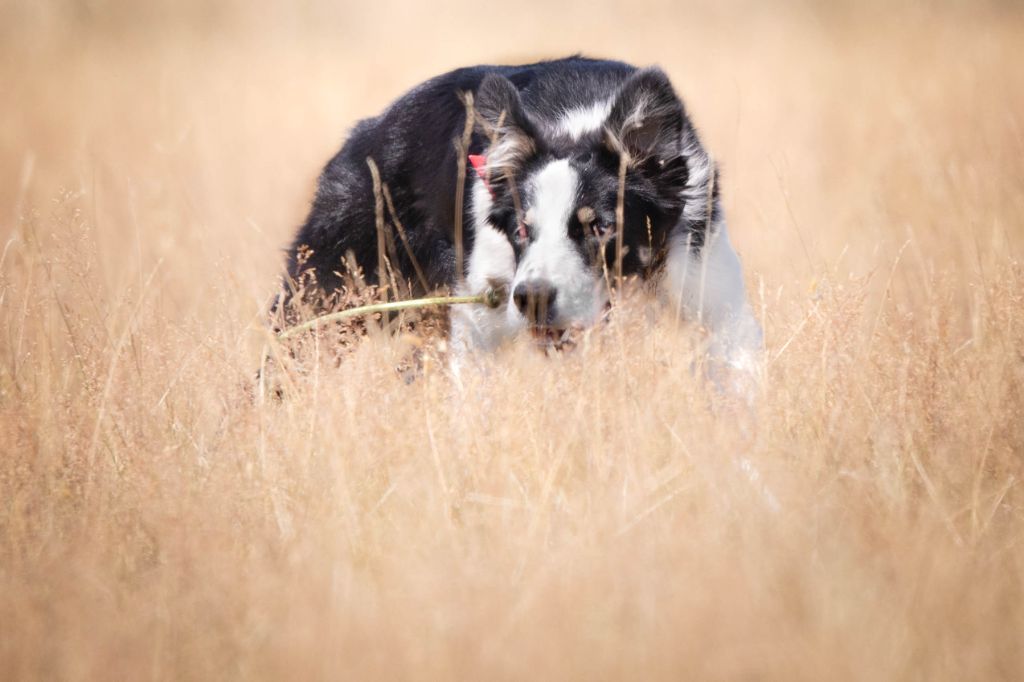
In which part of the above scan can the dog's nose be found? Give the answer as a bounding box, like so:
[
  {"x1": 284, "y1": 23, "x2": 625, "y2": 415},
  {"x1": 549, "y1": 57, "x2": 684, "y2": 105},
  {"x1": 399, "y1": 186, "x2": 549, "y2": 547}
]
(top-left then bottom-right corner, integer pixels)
[{"x1": 513, "y1": 280, "x2": 557, "y2": 324}]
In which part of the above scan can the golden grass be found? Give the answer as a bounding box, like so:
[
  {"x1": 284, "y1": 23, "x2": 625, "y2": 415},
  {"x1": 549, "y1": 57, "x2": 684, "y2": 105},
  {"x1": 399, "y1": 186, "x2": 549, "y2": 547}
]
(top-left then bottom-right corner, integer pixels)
[{"x1": 2, "y1": 1, "x2": 1023, "y2": 679}]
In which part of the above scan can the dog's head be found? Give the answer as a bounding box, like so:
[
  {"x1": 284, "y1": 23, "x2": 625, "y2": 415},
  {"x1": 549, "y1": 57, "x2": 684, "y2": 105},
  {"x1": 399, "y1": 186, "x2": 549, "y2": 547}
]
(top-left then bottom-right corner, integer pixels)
[{"x1": 474, "y1": 67, "x2": 691, "y2": 337}]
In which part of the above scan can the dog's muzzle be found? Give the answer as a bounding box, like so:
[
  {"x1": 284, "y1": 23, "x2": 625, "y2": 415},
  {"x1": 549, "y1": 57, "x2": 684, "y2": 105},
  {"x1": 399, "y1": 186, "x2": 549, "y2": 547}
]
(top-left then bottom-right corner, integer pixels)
[{"x1": 513, "y1": 279, "x2": 557, "y2": 327}]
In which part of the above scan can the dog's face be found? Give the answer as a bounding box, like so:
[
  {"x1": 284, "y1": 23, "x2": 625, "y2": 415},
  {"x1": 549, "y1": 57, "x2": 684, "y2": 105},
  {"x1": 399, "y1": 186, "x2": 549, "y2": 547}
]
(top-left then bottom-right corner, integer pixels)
[{"x1": 474, "y1": 68, "x2": 690, "y2": 336}]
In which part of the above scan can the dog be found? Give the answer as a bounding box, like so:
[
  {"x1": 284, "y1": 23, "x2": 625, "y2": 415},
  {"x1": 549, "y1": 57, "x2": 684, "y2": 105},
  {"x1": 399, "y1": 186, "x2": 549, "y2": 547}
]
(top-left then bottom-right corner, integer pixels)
[{"x1": 281, "y1": 56, "x2": 761, "y2": 383}]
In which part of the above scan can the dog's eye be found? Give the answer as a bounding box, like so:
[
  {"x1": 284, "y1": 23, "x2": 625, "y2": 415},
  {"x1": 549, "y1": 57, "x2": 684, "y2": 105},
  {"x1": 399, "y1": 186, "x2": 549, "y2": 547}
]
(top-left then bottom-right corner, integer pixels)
[
  {"x1": 514, "y1": 209, "x2": 533, "y2": 246},
  {"x1": 514, "y1": 223, "x2": 529, "y2": 246},
  {"x1": 576, "y1": 207, "x2": 613, "y2": 240}
]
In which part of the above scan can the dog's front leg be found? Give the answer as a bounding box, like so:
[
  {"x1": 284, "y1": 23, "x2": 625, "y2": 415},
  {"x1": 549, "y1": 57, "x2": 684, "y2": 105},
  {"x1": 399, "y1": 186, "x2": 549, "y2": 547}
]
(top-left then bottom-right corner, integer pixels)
[{"x1": 663, "y1": 216, "x2": 763, "y2": 395}]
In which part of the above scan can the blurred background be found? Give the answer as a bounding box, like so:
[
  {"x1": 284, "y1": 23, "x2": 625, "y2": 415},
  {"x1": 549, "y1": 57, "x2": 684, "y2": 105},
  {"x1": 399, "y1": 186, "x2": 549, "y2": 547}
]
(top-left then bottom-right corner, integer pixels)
[{"x1": 2, "y1": 2, "x2": 1023, "y2": 680}]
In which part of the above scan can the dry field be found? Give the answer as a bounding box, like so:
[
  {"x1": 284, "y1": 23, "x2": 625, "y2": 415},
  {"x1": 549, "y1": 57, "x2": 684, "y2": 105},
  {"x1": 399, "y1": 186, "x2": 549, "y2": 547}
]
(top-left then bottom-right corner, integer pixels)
[{"x1": 2, "y1": 1, "x2": 1023, "y2": 679}]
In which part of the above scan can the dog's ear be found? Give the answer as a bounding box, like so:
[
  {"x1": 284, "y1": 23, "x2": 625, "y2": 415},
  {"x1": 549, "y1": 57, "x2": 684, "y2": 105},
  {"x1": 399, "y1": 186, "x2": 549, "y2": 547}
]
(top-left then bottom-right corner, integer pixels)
[
  {"x1": 604, "y1": 68, "x2": 684, "y2": 165},
  {"x1": 474, "y1": 73, "x2": 537, "y2": 177}
]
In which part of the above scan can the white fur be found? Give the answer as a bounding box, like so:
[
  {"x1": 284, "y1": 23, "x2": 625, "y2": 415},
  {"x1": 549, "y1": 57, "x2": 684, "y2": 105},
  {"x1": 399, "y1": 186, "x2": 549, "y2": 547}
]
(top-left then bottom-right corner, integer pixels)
[
  {"x1": 663, "y1": 210, "x2": 762, "y2": 379},
  {"x1": 451, "y1": 180, "x2": 523, "y2": 356},
  {"x1": 680, "y1": 131, "x2": 713, "y2": 226},
  {"x1": 512, "y1": 160, "x2": 606, "y2": 328},
  {"x1": 556, "y1": 101, "x2": 613, "y2": 140}
]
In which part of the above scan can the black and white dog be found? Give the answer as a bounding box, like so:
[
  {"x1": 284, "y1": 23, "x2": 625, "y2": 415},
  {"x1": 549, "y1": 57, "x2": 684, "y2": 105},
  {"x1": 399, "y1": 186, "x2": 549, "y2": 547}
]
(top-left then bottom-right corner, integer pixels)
[{"x1": 283, "y1": 56, "x2": 761, "y2": 378}]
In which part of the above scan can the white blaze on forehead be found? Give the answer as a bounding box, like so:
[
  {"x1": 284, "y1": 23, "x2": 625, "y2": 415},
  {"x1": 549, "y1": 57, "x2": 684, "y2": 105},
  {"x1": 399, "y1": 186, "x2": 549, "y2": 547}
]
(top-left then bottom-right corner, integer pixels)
[
  {"x1": 528, "y1": 159, "x2": 579, "y2": 242},
  {"x1": 556, "y1": 100, "x2": 612, "y2": 140}
]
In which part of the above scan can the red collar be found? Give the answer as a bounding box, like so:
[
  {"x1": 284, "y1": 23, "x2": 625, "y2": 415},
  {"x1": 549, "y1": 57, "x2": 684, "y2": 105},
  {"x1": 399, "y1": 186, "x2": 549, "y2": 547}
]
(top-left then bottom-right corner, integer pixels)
[{"x1": 468, "y1": 154, "x2": 491, "y2": 194}]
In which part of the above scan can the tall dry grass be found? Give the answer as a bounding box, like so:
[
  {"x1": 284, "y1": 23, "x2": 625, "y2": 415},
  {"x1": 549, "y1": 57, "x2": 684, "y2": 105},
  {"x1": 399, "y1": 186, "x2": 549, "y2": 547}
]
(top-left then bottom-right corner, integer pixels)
[{"x1": 2, "y1": 1, "x2": 1023, "y2": 679}]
